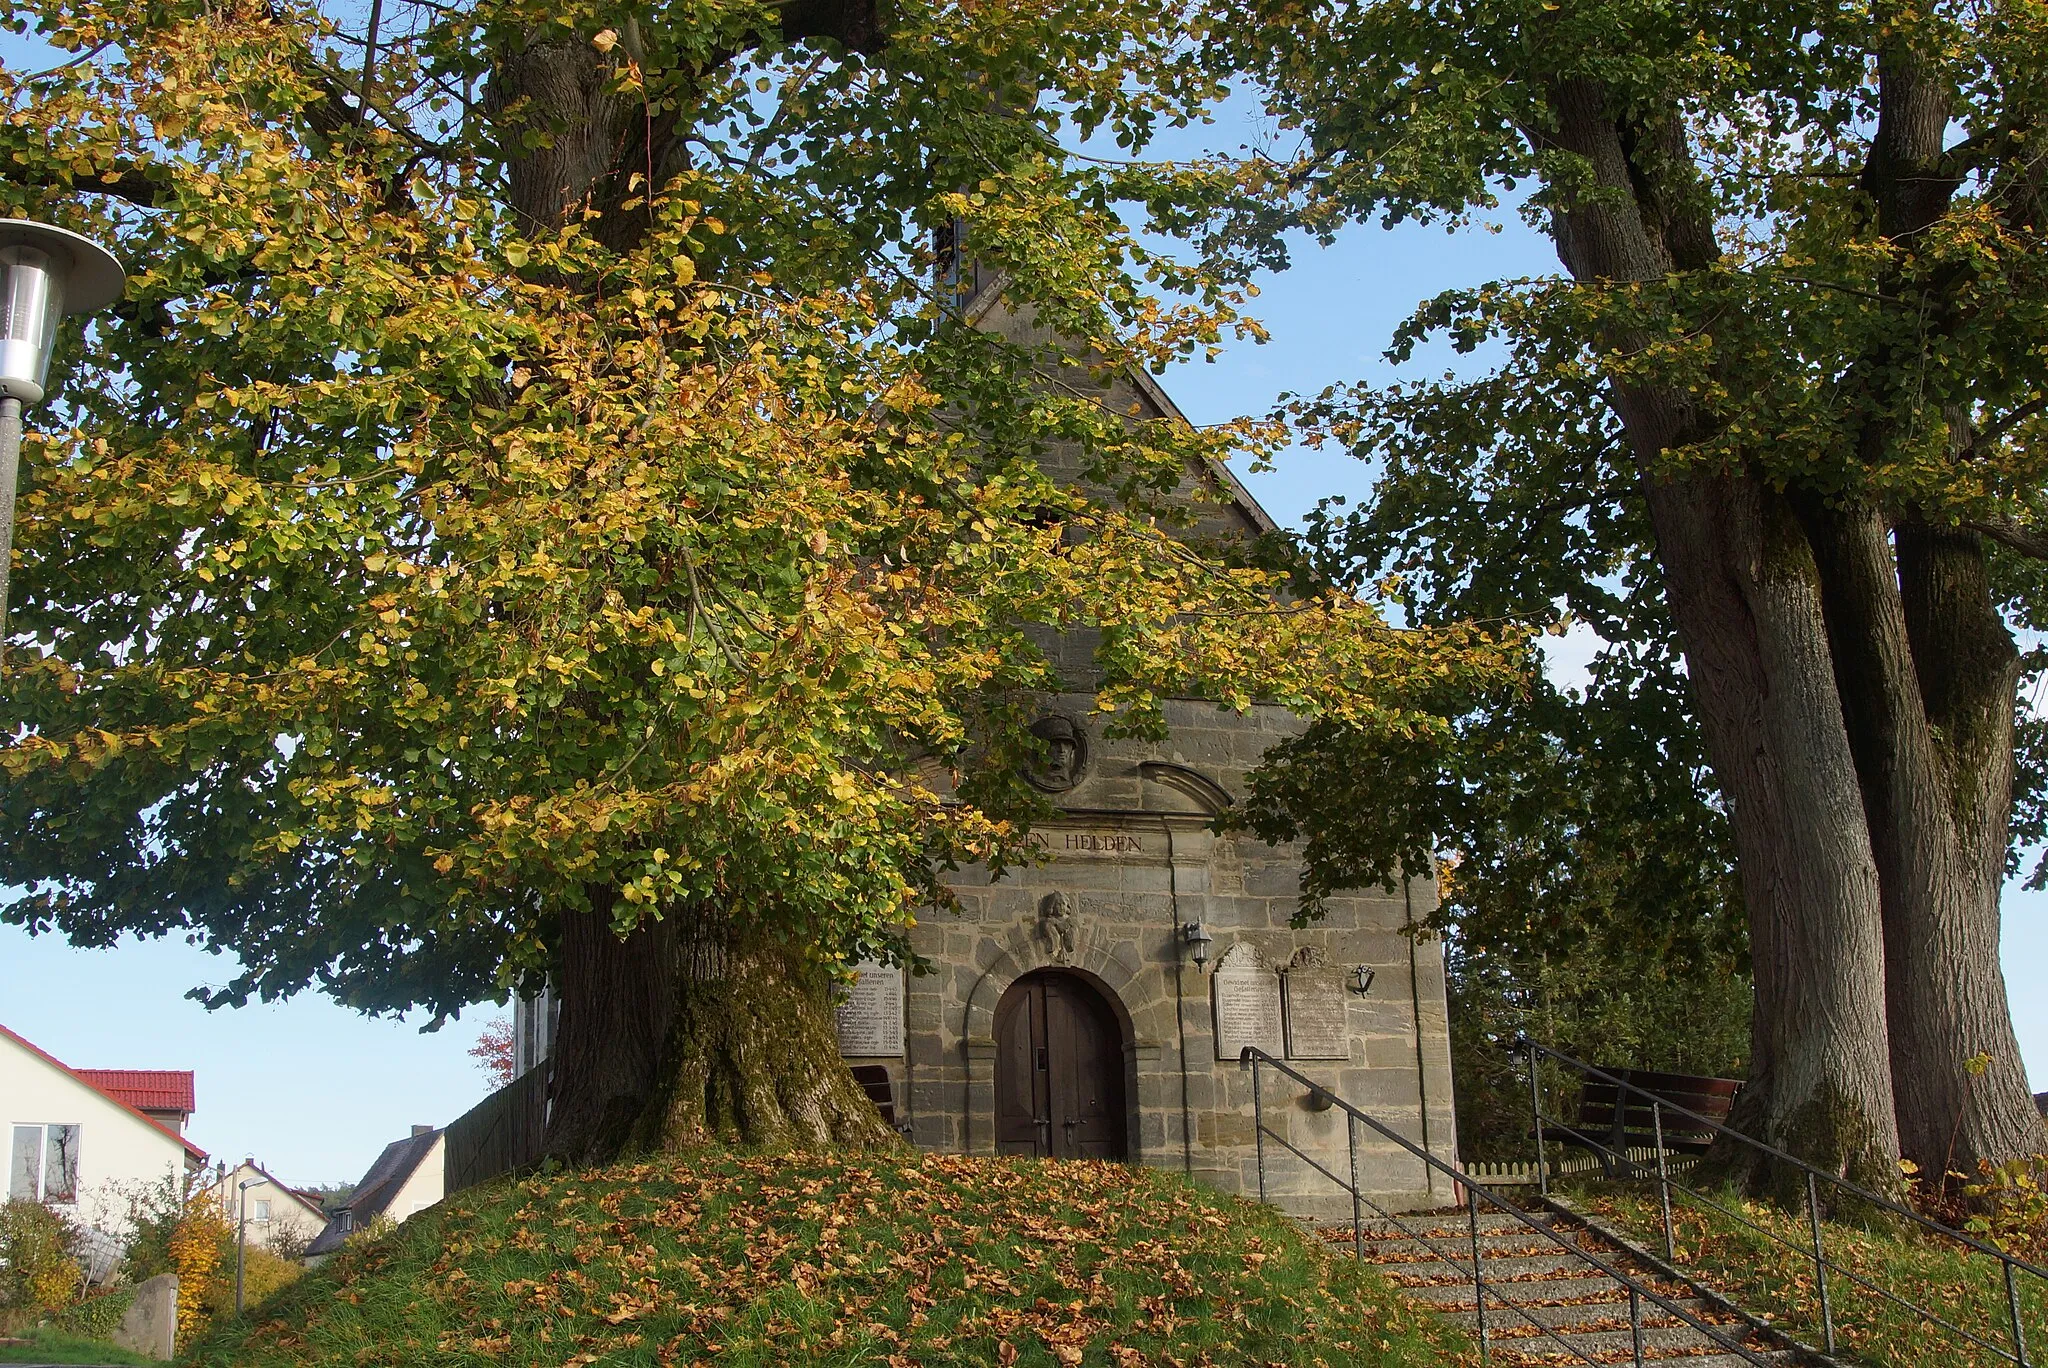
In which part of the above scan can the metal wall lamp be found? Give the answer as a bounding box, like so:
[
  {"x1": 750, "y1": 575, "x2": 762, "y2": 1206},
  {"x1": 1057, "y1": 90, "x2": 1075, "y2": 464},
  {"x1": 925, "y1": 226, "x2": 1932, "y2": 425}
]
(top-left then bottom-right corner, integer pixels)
[{"x1": 1180, "y1": 921, "x2": 1213, "y2": 969}]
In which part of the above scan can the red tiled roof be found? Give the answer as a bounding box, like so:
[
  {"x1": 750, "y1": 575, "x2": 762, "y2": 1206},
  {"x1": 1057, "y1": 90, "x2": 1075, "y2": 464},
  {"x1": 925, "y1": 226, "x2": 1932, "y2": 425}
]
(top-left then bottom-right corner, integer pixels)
[
  {"x1": 0, "y1": 1024, "x2": 207, "y2": 1162},
  {"x1": 74, "y1": 1069, "x2": 196, "y2": 1116}
]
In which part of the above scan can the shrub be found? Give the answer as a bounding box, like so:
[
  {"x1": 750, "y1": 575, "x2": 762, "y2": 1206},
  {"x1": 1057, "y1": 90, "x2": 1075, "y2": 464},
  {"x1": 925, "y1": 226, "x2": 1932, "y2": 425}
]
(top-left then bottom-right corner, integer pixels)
[
  {"x1": 1963, "y1": 1155, "x2": 2048, "y2": 1262},
  {"x1": 198, "y1": 1246, "x2": 304, "y2": 1321},
  {"x1": 0, "y1": 1199, "x2": 84, "y2": 1315},
  {"x1": 52, "y1": 1285, "x2": 136, "y2": 1340},
  {"x1": 165, "y1": 1201, "x2": 232, "y2": 1350}
]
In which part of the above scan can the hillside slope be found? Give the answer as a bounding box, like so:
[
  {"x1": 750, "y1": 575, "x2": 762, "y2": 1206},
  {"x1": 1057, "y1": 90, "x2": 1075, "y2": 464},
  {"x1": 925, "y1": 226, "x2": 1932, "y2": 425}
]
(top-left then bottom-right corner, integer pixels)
[{"x1": 188, "y1": 1151, "x2": 1464, "y2": 1367}]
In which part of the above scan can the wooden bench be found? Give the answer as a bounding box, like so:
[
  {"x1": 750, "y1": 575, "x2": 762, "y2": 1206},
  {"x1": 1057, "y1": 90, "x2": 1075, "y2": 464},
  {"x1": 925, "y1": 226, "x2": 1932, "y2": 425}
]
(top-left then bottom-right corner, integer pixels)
[{"x1": 1559, "y1": 1068, "x2": 1741, "y2": 1175}]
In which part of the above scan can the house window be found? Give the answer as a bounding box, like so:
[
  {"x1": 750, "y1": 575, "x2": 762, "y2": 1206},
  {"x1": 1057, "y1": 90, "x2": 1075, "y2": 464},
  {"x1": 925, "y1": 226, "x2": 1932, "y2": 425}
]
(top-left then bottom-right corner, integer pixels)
[
  {"x1": 253, "y1": 1199, "x2": 271, "y2": 1222},
  {"x1": 9, "y1": 1124, "x2": 81, "y2": 1203}
]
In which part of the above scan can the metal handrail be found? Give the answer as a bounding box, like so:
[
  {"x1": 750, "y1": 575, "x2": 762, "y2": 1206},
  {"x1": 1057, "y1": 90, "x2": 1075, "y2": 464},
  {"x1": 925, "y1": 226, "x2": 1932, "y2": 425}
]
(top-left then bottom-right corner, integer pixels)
[
  {"x1": 1239, "y1": 1047, "x2": 1775, "y2": 1368},
  {"x1": 1517, "y1": 1037, "x2": 2042, "y2": 1366}
]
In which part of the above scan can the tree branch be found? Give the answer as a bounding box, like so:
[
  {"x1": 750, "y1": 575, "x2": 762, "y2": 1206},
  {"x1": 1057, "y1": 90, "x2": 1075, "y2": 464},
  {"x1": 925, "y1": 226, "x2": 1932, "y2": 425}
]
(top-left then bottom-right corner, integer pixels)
[
  {"x1": 1962, "y1": 514, "x2": 2048, "y2": 561},
  {"x1": 1956, "y1": 394, "x2": 2048, "y2": 461}
]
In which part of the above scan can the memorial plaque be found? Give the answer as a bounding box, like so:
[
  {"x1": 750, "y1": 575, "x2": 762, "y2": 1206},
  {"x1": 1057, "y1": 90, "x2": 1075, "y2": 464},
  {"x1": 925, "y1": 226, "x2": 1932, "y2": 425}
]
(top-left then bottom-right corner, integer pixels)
[
  {"x1": 834, "y1": 959, "x2": 904, "y2": 1057},
  {"x1": 1282, "y1": 967, "x2": 1350, "y2": 1060},
  {"x1": 1211, "y1": 943, "x2": 1283, "y2": 1060}
]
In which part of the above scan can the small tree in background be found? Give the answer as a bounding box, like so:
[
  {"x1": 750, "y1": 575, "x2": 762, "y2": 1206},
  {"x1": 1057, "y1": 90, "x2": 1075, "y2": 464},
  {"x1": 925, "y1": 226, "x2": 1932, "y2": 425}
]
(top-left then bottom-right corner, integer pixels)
[{"x1": 468, "y1": 1017, "x2": 517, "y2": 1091}]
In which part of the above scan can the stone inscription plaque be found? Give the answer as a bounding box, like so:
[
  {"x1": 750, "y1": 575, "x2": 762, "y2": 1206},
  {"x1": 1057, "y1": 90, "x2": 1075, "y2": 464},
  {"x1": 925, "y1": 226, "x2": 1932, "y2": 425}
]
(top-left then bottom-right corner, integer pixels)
[
  {"x1": 834, "y1": 959, "x2": 904, "y2": 1057},
  {"x1": 1025, "y1": 830, "x2": 1146, "y2": 857},
  {"x1": 1211, "y1": 944, "x2": 1283, "y2": 1061},
  {"x1": 1282, "y1": 969, "x2": 1350, "y2": 1060}
]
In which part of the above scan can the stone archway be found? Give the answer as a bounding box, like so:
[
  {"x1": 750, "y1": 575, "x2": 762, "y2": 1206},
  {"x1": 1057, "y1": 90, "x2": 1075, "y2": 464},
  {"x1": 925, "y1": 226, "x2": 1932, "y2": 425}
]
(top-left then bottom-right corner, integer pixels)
[{"x1": 960, "y1": 933, "x2": 1158, "y2": 1160}]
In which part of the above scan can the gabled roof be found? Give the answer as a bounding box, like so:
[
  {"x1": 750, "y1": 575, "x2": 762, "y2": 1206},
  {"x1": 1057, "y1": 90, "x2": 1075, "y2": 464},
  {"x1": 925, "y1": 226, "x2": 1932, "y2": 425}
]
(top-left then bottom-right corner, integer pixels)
[
  {"x1": 75, "y1": 1069, "x2": 195, "y2": 1116},
  {"x1": 960, "y1": 278, "x2": 1283, "y2": 539},
  {"x1": 305, "y1": 1128, "x2": 442, "y2": 1257},
  {"x1": 0, "y1": 1023, "x2": 207, "y2": 1162},
  {"x1": 214, "y1": 1160, "x2": 328, "y2": 1223}
]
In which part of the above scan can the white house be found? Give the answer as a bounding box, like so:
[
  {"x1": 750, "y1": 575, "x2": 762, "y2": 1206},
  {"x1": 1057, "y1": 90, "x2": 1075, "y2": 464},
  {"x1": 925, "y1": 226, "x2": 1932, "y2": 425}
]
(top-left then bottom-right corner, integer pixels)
[
  {"x1": 1, "y1": 1023, "x2": 207, "y2": 1237},
  {"x1": 304, "y1": 1126, "x2": 444, "y2": 1260},
  {"x1": 204, "y1": 1160, "x2": 329, "y2": 1252}
]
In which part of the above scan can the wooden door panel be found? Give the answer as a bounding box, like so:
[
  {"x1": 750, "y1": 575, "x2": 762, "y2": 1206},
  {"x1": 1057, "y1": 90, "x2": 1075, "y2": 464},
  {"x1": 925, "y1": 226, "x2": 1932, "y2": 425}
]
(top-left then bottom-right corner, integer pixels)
[
  {"x1": 994, "y1": 980, "x2": 1047, "y2": 1155},
  {"x1": 995, "y1": 969, "x2": 1127, "y2": 1162}
]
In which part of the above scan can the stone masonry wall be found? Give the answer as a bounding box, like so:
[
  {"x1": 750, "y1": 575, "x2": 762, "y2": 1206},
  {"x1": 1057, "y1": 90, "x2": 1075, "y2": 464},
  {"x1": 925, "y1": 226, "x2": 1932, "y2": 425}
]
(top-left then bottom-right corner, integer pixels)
[{"x1": 842, "y1": 695, "x2": 1461, "y2": 1219}]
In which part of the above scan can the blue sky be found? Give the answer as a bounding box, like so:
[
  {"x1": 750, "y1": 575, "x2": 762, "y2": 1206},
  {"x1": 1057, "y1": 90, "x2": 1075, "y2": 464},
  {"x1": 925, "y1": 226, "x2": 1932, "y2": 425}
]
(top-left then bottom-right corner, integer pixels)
[{"x1": 1, "y1": 62, "x2": 2040, "y2": 1189}]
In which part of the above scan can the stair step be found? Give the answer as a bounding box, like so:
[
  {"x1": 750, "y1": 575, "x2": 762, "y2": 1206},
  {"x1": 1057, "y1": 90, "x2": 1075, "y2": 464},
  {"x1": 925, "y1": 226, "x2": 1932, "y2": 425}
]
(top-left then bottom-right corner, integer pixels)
[
  {"x1": 1494, "y1": 1352, "x2": 1784, "y2": 1368},
  {"x1": 1397, "y1": 1273, "x2": 1630, "y2": 1307},
  {"x1": 1437, "y1": 1297, "x2": 1711, "y2": 1332},
  {"x1": 1484, "y1": 1321, "x2": 1762, "y2": 1357},
  {"x1": 1349, "y1": 1230, "x2": 1591, "y2": 1262}
]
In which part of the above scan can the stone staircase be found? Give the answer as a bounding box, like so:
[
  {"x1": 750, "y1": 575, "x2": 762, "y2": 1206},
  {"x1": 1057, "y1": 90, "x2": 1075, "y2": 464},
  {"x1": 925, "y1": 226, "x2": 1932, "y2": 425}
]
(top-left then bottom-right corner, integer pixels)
[{"x1": 1313, "y1": 1206, "x2": 1802, "y2": 1367}]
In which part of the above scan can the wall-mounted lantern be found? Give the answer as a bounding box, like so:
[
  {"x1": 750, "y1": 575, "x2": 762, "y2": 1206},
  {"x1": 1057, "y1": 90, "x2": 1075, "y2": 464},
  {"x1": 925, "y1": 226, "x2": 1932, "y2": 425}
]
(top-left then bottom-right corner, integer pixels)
[
  {"x1": 1348, "y1": 965, "x2": 1376, "y2": 998},
  {"x1": 1180, "y1": 921, "x2": 1213, "y2": 969}
]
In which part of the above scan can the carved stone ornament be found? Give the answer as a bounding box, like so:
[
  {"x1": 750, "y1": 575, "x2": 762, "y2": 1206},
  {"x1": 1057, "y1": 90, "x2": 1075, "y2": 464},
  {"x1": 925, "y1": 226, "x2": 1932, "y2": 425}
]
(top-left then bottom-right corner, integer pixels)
[
  {"x1": 1022, "y1": 714, "x2": 1090, "y2": 793},
  {"x1": 1037, "y1": 891, "x2": 1080, "y2": 963}
]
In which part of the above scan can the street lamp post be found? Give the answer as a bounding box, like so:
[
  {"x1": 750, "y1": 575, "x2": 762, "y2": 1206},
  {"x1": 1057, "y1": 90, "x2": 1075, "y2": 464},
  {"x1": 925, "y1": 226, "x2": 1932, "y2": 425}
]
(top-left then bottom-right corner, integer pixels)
[
  {"x1": 0, "y1": 219, "x2": 124, "y2": 647},
  {"x1": 235, "y1": 1175, "x2": 262, "y2": 1315}
]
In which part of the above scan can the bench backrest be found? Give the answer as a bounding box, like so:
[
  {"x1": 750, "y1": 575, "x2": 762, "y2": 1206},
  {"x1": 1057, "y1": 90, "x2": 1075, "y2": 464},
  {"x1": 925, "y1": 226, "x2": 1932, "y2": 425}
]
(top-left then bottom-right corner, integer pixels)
[{"x1": 1574, "y1": 1068, "x2": 1741, "y2": 1151}]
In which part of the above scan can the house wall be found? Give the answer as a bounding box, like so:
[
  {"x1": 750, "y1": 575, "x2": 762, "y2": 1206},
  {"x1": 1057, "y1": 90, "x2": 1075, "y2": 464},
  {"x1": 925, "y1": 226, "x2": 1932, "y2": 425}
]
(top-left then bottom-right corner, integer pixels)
[
  {"x1": 383, "y1": 1135, "x2": 445, "y2": 1220},
  {"x1": 1, "y1": 1039, "x2": 189, "y2": 1236},
  {"x1": 215, "y1": 1164, "x2": 326, "y2": 1251}
]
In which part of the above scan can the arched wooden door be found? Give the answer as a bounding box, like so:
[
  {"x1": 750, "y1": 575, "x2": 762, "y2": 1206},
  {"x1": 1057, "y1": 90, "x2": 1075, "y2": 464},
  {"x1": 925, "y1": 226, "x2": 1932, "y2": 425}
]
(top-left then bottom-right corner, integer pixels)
[{"x1": 993, "y1": 969, "x2": 1128, "y2": 1160}]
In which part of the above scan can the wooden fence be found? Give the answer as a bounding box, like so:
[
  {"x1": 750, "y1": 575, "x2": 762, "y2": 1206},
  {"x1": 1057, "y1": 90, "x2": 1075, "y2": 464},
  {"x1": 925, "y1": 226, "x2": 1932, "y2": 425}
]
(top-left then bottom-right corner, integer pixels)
[
  {"x1": 1461, "y1": 1146, "x2": 1696, "y2": 1186},
  {"x1": 444, "y1": 1065, "x2": 550, "y2": 1195}
]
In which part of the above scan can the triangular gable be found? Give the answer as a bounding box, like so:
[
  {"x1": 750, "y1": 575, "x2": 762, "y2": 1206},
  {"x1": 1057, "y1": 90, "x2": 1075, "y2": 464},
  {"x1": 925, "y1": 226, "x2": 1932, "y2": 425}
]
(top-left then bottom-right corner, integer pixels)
[
  {"x1": 961, "y1": 282, "x2": 1283, "y2": 539},
  {"x1": 0, "y1": 1023, "x2": 207, "y2": 1162}
]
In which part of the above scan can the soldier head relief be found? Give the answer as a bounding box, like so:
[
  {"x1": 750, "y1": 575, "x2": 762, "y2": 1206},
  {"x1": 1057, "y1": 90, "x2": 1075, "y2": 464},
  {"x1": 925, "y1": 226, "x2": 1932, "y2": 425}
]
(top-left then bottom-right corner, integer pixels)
[{"x1": 1024, "y1": 715, "x2": 1088, "y2": 792}]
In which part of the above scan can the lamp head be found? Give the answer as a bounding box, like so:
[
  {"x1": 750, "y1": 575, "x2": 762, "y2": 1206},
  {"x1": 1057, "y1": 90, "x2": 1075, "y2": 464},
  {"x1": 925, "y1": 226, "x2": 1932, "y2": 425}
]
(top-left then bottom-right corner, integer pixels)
[
  {"x1": 0, "y1": 220, "x2": 125, "y2": 405},
  {"x1": 1181, "y1": 920, "x2": 1213, "y2": 969},
  {"x1": 1347, "y1": 965, "x2": 1376, "y2": 997}
]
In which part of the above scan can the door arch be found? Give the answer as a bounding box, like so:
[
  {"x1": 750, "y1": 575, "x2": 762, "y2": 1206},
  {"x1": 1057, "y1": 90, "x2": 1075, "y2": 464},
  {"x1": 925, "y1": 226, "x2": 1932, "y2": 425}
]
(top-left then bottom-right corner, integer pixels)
[{"x1": 993, "y1": 969, "x2": 1128, "y2": 1159}]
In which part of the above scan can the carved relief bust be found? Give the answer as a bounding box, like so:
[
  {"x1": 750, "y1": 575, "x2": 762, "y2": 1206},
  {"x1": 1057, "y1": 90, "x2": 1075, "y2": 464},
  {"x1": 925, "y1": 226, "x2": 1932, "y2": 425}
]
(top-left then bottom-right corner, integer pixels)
[{"x1": 1023, "y1": 715, "x2": 1089, "y2": 793}]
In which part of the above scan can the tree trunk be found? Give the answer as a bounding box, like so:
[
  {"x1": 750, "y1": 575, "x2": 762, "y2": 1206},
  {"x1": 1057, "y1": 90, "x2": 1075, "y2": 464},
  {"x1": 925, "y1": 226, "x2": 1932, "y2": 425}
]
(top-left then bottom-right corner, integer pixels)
[
  {"x1": 1642, "y1": 475, "x2": 1900, "y2": 1193},
  {"x1": 544, "y1": 901, "x2": 898, "y2": 1165},
  {"x1": 494, "y1": 11, "x2": 899, "y2": 1171},
  {"x1": 1530, "y1": 79, "x2": 1901, "y2": 1185},
  {"x1": 1890, "y1": 524, "x2": 2037, "y2": 1178}
]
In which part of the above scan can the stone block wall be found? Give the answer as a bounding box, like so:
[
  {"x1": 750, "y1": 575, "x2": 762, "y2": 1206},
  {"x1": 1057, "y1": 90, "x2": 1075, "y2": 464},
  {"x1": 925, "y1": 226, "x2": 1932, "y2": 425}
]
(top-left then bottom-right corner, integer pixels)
[{"x1": 842, "y1": 695, "x2": 1460, "y2": 1220}]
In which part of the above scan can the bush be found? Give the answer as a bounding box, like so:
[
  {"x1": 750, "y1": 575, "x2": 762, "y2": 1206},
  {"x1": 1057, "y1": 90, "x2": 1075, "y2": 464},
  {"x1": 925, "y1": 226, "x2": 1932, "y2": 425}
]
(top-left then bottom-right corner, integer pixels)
[
  {"x1": 51, "y1": 1285, "x2": 136, "y2": 1341},
  {"x1": 198, "y1": 1246, "x2": 304, "y2": 1321},
  {"x1": 1963, "y1": 1155, "x2": 2048, "y2": 1262},
  {"x1": 0, "y1": 1200, "x2": 84, "y2": 1316}
]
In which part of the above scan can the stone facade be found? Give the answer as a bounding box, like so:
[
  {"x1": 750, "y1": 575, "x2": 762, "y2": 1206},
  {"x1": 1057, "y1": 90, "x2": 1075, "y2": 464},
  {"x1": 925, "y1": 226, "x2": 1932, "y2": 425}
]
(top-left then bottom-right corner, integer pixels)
[{"x1": 838, "y1": 693, "x2": 1459, "y2": 1219}]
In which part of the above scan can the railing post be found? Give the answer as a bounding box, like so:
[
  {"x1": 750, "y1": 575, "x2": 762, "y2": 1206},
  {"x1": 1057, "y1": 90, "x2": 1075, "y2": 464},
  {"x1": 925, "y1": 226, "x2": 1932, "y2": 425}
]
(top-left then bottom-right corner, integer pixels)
[
  {"x1": 1805, "y1": 1170, "x2": 1835, "y2": 1354},
  {"x1": 1468, "y1": 1183, "x2": 1488, "y2": 1364},
  {"x1": 1629, "y1": 1284, "x2": 1644, "y2": 1368},
  {"x1": 1526, "y1": 1042, "x2": 1548, "y2": 1197},
  {"x1": 1651, "y1": 1100, "x2": 1674, "y2": 1260},
  {"x1": 2006, "y1": 1260, "x2": 2030, "y2": 1368},
  {"x1": 1347, "y1": 1111, "x2": 1363, "y2": 1261},
  {"x1": 1251, "y1": 1052, "x2": 1267, "y2": 1206}
]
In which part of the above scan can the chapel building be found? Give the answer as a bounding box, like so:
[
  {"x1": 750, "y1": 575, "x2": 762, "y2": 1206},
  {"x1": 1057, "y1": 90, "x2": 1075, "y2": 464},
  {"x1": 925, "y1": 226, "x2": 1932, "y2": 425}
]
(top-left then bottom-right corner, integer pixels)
[{"x1": 512, "y1": 287, "x2": 1460, "y2": 1219}]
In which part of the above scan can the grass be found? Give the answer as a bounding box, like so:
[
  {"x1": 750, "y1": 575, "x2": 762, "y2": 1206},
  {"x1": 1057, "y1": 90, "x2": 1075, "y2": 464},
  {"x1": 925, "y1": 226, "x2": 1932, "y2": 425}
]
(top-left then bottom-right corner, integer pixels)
[
  {"x1": 1564, "y1": 1179, "x2": 2046, "y2": 1368},
  {"x1": 0, "y1": 1327, "x2": 155, "y2": 1364},
  {"x1": 186, "y1": 1150, "x2": 1467, "y2": 1367}
]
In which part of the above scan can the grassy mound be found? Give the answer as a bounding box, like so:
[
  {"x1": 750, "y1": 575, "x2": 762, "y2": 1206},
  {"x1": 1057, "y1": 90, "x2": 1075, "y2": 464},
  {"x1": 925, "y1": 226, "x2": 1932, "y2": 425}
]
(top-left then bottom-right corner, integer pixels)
[{"x1": 188, "y1": 1152, "x2": 1465, "y2": 1367}]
